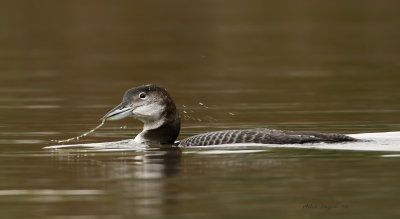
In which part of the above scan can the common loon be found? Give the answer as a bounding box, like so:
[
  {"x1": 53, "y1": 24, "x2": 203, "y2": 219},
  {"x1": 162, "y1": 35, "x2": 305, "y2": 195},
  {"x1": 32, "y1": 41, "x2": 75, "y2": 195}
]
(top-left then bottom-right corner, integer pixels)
[{"x1": 102, "y1": 84, "x2": 357, "y2": 146}]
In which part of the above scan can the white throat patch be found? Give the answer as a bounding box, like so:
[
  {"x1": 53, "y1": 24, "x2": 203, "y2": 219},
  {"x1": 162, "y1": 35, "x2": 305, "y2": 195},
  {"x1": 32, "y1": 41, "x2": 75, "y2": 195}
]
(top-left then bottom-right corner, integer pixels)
[{"x1": 132, "y1": 102, "x2": 166, "y2": 130}]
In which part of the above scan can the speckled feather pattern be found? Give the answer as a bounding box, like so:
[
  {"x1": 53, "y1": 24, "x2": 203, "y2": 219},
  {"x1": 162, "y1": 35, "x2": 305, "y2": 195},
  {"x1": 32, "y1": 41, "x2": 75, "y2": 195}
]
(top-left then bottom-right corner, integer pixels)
[{"x1": 178, "y1": 128, "x2": 357, "y2": 146}]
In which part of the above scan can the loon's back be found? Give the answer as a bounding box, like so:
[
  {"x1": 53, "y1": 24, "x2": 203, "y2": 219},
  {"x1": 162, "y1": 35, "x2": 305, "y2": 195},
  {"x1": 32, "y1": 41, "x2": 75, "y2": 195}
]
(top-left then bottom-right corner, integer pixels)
[{"x1": 178, "y1": 128, "x2": 357, "y2": 146}]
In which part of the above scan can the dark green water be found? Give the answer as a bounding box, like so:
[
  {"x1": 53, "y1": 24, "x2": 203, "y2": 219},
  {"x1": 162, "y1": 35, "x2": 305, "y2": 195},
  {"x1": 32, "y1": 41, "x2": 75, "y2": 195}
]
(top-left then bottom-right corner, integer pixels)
[{"x1": 1, "y1": 0, "x2": 400, "y2": 218}]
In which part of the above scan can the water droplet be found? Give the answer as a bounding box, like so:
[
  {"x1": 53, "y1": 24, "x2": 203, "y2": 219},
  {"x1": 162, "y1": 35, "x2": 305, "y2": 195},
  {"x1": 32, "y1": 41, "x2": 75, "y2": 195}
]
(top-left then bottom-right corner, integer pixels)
[{"x1": 199, "y1": 102, "x2": 209, "y2": 108}]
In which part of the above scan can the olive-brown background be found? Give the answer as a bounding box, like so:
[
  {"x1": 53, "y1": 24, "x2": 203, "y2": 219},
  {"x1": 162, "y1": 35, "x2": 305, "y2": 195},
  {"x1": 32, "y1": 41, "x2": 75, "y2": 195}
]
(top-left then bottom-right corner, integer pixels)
[{"x1": 1, "y1": 0, "x2": 399, "y2": 218}]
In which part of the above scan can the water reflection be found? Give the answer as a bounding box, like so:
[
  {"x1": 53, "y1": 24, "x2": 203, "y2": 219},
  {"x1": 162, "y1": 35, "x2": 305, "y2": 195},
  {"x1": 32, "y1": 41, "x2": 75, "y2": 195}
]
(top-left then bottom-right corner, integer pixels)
[{"x1": 50, "y1": 146, "x2": 182, "y2": 216}]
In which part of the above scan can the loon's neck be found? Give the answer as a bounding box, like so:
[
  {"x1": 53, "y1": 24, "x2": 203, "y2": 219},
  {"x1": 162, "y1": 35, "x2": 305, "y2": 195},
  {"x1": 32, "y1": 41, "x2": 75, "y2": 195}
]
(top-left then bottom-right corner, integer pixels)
[{"x1": 134, "y1": 104, "x2": 181, "y2": 145}]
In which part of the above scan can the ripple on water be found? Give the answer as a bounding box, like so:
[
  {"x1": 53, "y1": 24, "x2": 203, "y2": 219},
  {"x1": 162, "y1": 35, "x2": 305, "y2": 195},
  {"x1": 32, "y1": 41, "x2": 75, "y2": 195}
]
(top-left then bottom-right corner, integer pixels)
[
  {"x1": 0, "y1": 105, "x2": 60, "y2": 109},
  {"x1": 0, "y1": 132, "x2": 58, "y2": 137},
  {"x1": 0, "y1": 189, "x2": 104, "y2": 196},
  {"x1": 0, "y1": 97, "x2": 63, "y2": 103},
  {"x1": 0, "y1": 189, "x2": 106, "y2": 202},
  {"x1": 381, "y1": 154, "x2": 400, "y2": 157},
  {"x1": 0, "y1": 139, "x2": 45, "y2": 144},
  {"x1": 43, "y1": 139, "x2": 148, "y2": 151}
]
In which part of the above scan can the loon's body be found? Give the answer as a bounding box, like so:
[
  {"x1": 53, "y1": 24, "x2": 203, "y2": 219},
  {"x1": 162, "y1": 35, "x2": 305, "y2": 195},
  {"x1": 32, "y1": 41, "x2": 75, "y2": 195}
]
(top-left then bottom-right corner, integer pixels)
[
  {"x1": 102, "y1": 84, "x2": 357, "y2": 146},
  {"x1": 179, "y1": 128, "x2": 355, "y2": 146}
]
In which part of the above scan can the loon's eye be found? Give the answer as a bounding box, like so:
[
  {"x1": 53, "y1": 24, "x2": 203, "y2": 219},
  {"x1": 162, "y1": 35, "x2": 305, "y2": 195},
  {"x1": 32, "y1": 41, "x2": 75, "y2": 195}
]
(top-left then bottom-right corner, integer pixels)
[{"x1": 139, "y1": 92, "x2": 146, "y2": 99}]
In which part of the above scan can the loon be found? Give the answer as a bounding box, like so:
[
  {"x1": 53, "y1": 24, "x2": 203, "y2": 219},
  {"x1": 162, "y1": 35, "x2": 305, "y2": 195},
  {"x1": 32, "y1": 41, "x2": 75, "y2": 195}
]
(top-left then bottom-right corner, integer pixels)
[{"x1": 102, "y1": 84, "x2": 357, "y2": 146}]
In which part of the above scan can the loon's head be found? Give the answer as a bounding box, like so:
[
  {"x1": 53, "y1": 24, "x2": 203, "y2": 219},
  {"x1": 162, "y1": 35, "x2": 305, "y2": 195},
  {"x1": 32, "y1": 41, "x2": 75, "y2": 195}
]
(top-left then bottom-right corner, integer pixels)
[{"x1": 102, "y1": 84, "x2": 181, "y2": 144}]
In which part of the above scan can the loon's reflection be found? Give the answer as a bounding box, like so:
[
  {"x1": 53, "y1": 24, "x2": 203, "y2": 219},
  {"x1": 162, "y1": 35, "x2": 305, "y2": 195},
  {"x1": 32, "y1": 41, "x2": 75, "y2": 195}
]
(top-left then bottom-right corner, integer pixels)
[
  {"x1": 117, "y1": 146, "x2": 182, "y2": 216},
  {"x1": 49, "y1": 146, "x2": 182, "y2": 216},
  {"x1": 134, "y1": 146, "x2": 182, "y2": 178}
]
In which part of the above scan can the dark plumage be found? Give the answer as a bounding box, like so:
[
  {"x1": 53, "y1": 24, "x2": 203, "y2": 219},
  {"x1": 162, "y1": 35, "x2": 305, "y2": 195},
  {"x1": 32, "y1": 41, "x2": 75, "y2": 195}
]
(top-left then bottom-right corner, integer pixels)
[
  {"x1": 178, "y1": 128, "x2": 357, "y2": 146},
  {"x1": 103, "y1": 84, "x2": 358, "y2": 146}
]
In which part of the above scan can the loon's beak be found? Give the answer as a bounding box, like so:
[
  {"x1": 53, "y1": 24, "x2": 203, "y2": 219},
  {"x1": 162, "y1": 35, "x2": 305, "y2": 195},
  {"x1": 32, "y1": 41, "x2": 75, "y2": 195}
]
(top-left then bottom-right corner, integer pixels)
[{"x1": 102, "y1": 102, "x2": 134, "y2": 121}]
